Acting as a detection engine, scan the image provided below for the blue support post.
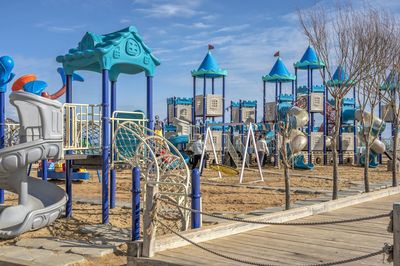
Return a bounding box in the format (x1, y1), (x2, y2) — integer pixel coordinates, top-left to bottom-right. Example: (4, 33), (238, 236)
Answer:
(275, 82), (278, 166)
(132, 167), (141, 240)
(291, 80), (295, 106)
(212, 78), (215, 122)
(353, 87), (357, 163)
(202, 75), (206, 133)
(295, 68), (298, 101)
(239, 100), (244, 145)
(0, 89), (4, 203)
(191, 168), (201, 229)
(263, 81), (266, 123)
(101, 69), (110, 224)
(378, 93), (382, 164)
(146, 76), (154, 131)
(173, 96), (177, 120)
(192, 77), (196, 127)
(255, 101), (258, 124)
(323, 67), (327, 165)
(110, 80), (117, 209)
(222, 76), (226, 162)
(307, 67), (312, 164)
(167, 100), (170, 125)
(41, 160), (48, 181)
(339, 97), (343, 164)
(65, 74), (73, 218)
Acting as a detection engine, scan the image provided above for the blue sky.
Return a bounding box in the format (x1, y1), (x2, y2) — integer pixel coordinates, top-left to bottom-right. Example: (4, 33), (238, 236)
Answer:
(1, 0), (400, 122)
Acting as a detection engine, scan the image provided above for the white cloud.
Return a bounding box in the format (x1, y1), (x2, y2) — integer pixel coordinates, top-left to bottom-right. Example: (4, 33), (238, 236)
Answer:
(135, 2), (204, 18)
(216, 24), (250, 33)
(35, 21), (86, 33)
(120, 18), (132, 24)
(174, 22), (212, 29)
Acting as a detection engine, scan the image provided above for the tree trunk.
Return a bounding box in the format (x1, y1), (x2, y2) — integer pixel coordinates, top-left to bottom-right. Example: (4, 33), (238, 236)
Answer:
(332, 99), (342, 200)
(393, 122), (398, 187)
(284, 164), (290, 210)
(364, 146), (370, 192)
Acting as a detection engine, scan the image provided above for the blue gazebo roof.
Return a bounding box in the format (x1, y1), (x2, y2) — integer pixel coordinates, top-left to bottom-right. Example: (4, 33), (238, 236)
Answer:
(381, 70), (400, 90)
(56, 26), (160, 81)
(327, 65), (353, 87)
(191, 51), (227, 78)
(262, 57), (296, 83)
(294, 46), (325, 69)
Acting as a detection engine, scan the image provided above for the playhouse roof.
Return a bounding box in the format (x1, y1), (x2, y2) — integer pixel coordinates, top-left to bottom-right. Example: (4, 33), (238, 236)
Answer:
(56, 26), (160, 81)
(294, 46), (325, 69)
(326, 65), (354, 87)
(191, 51), (227, 78)
(262, 57), (296, 83)
(381, 70), (400, 90)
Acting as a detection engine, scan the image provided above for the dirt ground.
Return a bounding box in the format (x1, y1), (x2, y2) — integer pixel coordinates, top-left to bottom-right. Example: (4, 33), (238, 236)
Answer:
(0, 164), (394, 265)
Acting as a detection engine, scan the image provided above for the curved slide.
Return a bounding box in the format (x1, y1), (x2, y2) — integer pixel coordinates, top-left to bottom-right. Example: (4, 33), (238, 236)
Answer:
(0, 91), (67, 238)
(279, 105), (314, 170)
(169, 135), (190, 164)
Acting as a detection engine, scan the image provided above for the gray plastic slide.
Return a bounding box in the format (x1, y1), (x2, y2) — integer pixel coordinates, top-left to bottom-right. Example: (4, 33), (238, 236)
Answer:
(0, 91), (67, 238)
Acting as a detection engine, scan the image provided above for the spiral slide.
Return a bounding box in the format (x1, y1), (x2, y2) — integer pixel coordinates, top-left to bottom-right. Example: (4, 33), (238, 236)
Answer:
(168, 135), (190, 164)
(0, 91), (67, 238)
(278, 104), (314, 170)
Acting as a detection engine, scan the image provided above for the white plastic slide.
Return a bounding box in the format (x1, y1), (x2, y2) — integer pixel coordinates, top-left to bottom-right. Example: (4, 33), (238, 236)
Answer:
(0, 91), (67, 238)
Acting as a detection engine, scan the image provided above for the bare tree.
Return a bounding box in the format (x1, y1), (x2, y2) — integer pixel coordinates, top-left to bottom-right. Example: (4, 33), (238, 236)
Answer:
(356, 10), (396, 192)
(278, 114), (291, 210)
(299, 5), (393, 199)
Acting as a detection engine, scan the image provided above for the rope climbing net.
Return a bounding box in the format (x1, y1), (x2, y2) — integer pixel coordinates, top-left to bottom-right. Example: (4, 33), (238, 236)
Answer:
(113, 121), (191, 231)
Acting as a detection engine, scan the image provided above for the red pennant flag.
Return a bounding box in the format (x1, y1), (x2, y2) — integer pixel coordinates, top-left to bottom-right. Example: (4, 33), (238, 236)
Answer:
(273, 51), (280, 57)
(208, 44), (215, 50)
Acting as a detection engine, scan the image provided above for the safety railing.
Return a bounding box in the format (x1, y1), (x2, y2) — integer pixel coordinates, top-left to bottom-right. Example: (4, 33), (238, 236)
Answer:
(63, 103), (102, 153)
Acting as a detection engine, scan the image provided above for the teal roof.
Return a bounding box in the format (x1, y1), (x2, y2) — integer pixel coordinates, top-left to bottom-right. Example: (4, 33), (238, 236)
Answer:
(263, 57), (296, 83)
(191, 51), (227, 78)
(326, 65), (354, 87)
(294, 46), (325, 69)
(56, 26), (160, 81)
(381, 70), (399, 90)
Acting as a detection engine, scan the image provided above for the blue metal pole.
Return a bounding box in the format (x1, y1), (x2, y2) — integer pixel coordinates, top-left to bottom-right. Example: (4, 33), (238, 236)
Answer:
(291, 80), (295, 106)
(240, 100), (244, 145)
(339, 91), (343, 164)
(275, 81), (278, 167)
(167, 99), (170, 125)
(378, 92), (382, 164)
(0, 90), (4, 203)
(110, 80), (117, 209)
(146, 76), (154, 131)
(202, 75), (206, 134)
(101, 69), (110, 224)
(41, 160), (48, 181)
(255, 101), (258, 124)
(323, 67), (327, 165)
(263, 81), (266, 123)
(222, 76), (226, 162)
(212, 78), (215, 122)
(295, 68), (298, 102)
(173, 96), (177, 120)
(191, 168), (201, 229)
(192, 77), (196, 127)
(65, 74), (73, 218)
(307, 67), (312, 164)
(353, 87), (357, 163)
(132, 167), (141, 240)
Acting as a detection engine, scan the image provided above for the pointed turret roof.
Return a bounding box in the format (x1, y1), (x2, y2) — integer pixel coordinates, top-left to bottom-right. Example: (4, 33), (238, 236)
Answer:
(191, 51), (227, 78)
(327, 65), (353, 87)
(262, 57), (296, 83)
(294, 46), (325, 69)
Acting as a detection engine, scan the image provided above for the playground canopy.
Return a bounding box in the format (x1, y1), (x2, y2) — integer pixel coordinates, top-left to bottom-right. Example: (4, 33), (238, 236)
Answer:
(294, 46), (325, 70)
(56, 26), (160, 81)
(327, 65), (354, 87)
(191, 51), (227, 78)
(262, 57), (296, 83)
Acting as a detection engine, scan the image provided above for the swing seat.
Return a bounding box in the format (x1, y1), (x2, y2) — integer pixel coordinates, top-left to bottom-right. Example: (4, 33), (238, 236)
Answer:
(209, 164), (239, 176)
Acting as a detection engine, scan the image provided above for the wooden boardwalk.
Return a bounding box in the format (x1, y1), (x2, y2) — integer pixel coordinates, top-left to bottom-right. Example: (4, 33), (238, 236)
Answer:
(139, 194), (399, 265)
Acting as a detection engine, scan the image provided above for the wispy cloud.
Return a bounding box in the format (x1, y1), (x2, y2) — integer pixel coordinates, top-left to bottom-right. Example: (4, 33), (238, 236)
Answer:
(134, 1), (204, 18)
(120, 18), (132, 24)
(174, 22), (212, 29)
(35, 21), (86, 33)
(216, 24), (250, 33)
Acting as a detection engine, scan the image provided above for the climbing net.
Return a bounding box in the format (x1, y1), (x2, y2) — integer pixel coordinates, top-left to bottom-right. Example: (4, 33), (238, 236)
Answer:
(113, 121), (191, 231)
(4, 122), (20, 147)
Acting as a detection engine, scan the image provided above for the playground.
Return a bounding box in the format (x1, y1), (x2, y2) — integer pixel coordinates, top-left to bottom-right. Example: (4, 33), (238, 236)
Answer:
(2, 2), (400, 265)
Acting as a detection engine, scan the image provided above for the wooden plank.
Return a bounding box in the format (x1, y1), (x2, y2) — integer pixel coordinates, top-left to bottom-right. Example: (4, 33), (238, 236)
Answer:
(153, 186), (400, 253)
